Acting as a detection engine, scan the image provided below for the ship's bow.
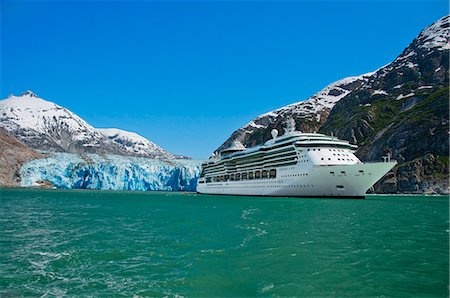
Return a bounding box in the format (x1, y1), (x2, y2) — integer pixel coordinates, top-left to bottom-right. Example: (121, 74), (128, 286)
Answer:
(311, 161), (397, 197)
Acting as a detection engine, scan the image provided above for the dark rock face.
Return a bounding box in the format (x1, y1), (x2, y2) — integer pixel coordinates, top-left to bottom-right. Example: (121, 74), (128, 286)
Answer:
(321, 15), (449, 194)
(0, 128), (44, 187)
(374, 154), (448, 194)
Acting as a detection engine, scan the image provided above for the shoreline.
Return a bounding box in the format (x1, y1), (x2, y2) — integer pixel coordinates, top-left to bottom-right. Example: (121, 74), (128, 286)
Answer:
(1, 187), (447, 197)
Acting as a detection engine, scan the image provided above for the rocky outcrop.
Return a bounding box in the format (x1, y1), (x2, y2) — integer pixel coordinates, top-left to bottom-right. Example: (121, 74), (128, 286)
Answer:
(0, 128), (44, 187)
(374, 154), (448, 194)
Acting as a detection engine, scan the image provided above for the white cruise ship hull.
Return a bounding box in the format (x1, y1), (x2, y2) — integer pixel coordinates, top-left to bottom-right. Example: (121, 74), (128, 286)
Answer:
(197, 161), (396, 198)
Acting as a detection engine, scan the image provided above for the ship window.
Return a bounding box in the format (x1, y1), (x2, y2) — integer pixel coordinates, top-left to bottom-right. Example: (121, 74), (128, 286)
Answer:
(336, 185), (344, 189)
(359, 170), (364, 173)
(340, 171), (346, 174)
(307, 149), (310, 151)
(330, 171), (334, 174)
(255, 171), (261, 179)
(230, 174), (235, 181)
(248, 172), (254, 180)
(242, 173), (248, 180)
(206, 177), (212, 183)
(269, 169), (276, 178)
(236, 173), (241, 180)
(321, 158), (324, 160)
(262, 170), (268, 179)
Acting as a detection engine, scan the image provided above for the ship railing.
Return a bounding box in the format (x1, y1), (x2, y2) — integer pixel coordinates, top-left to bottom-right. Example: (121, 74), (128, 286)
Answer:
(382, 153), (392, 162)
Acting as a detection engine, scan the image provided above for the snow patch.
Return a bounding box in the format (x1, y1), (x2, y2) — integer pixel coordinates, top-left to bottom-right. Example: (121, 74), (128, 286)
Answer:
(396, 93), (415, 100)
(405, 62), (418, 68)
(372, 90), (388, 96)
(417, 15), (450, 51)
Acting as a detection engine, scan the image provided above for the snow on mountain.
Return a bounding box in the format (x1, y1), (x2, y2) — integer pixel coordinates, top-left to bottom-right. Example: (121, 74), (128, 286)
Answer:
(216, 72), (373, 153)
(0, 91), (181, 159)
(1, 91), (102, 142)
(0, 91), (120, 154)
(20, 152), (201, 191)
(98, 128), (176, 159)
(216, 15), (449, 156)
(278, 72), (374, 117)
(416, 15), (449, 51)
(372, 15), (449, 86)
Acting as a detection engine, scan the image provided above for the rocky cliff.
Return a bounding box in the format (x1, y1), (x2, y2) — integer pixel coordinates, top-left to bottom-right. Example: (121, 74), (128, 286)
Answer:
(0, 128), (44, 187)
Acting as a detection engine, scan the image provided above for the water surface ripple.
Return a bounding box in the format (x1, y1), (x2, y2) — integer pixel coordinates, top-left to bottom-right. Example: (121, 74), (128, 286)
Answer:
(0, 189), (448, 297)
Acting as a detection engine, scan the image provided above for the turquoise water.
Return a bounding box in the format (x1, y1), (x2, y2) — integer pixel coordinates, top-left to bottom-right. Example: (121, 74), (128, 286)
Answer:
(0, 189), (448, 297)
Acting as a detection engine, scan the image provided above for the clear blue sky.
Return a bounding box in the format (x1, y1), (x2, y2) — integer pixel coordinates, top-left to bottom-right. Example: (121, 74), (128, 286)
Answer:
(1, 0), (448, 159)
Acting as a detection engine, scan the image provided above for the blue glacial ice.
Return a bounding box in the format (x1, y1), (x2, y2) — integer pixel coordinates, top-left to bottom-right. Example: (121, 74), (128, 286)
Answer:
(20, 153), (202, 191)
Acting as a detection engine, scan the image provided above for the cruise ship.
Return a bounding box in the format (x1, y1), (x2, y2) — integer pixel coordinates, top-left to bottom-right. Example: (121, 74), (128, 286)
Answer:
(197, 119), (396, 198)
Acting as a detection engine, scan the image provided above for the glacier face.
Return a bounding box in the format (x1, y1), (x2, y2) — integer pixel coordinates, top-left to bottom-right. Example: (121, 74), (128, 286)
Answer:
(20, 153), (202, 191)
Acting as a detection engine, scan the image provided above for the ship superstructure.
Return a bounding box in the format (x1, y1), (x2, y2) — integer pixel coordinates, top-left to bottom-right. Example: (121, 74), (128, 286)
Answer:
(197, 119), (396, 198)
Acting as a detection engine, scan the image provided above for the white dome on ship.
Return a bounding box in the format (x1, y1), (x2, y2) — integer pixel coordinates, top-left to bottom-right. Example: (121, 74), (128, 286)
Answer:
(220, 140), (246, 155)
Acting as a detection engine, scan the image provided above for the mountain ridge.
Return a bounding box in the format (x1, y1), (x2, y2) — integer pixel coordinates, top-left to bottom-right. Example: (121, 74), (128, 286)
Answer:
(216, 14), (449, 194)
(215, 72), (374, 154)
(0, 91), (180, 160)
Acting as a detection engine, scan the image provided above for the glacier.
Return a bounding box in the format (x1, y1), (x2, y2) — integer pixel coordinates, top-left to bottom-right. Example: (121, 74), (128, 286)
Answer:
(20, 153), (202, 191)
